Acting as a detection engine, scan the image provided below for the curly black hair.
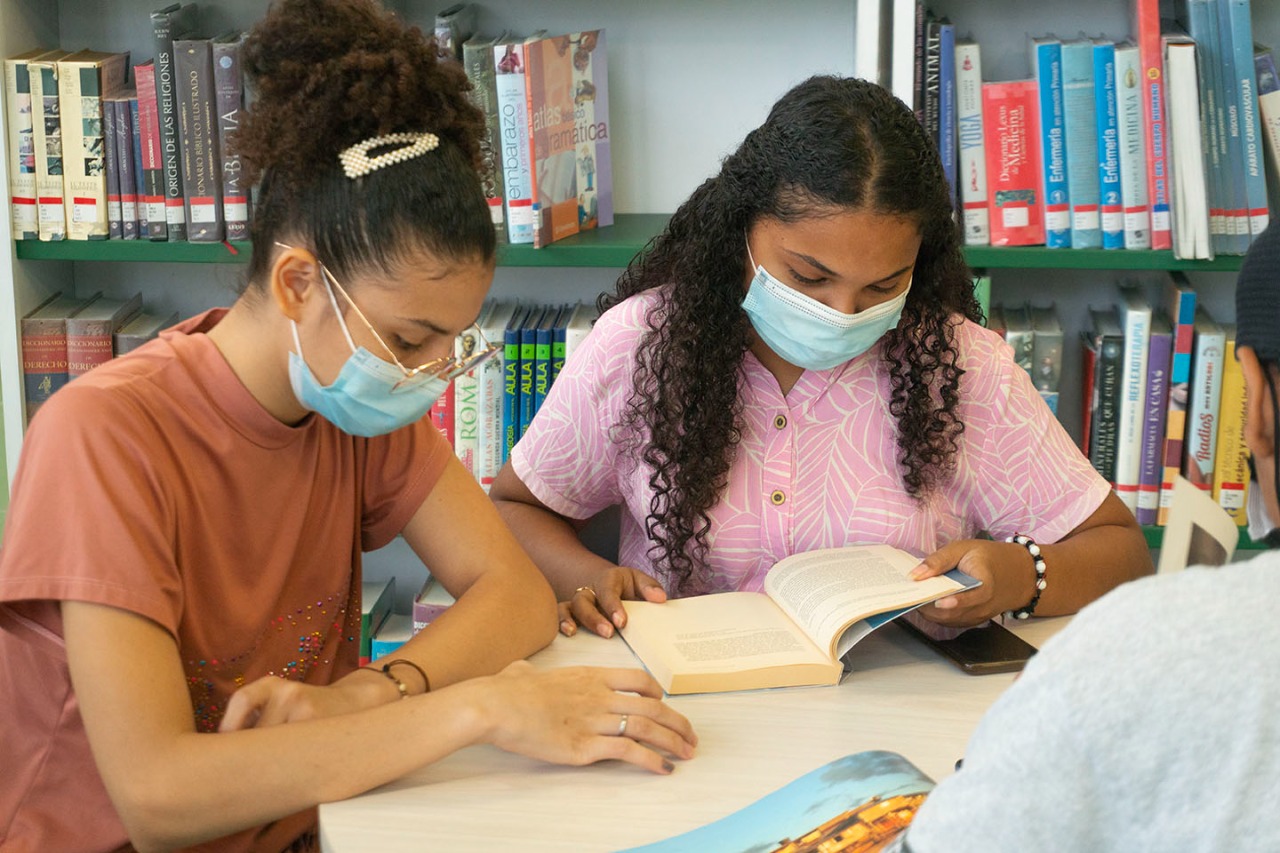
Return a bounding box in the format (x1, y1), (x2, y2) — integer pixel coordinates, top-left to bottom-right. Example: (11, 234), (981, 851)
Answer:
(603, 76), (980, 594)
(237, 0), (494, 289)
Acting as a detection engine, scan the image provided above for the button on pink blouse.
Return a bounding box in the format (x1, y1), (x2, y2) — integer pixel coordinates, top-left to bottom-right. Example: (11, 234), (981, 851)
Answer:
(512, 290), (1109, 594)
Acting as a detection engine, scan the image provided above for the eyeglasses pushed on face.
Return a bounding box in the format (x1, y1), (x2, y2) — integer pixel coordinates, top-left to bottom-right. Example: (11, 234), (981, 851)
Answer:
(276, 242), (501, 388)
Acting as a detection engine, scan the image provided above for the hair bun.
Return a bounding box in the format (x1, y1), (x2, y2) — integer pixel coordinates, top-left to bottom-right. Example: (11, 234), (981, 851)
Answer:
(238, 0), (483, 188)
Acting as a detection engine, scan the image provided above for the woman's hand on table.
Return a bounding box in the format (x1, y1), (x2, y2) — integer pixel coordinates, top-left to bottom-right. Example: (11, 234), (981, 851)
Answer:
(559, 566), (668, 638)
(908, 539), (1038, 628)
(472, 661), (697, 774)
(219, 668), (401, 732)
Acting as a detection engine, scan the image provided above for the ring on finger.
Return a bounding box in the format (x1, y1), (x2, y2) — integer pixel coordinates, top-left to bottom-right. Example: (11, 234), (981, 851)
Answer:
(575, 585), (597, 600)
(617, 714), (629, 737)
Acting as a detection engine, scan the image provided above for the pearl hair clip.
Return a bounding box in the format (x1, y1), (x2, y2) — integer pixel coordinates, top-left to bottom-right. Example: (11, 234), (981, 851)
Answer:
(338, 132), (440, 179)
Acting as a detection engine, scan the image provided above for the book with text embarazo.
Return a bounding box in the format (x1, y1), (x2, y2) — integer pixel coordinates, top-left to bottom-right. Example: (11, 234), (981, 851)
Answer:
(618, 545), (980, 695)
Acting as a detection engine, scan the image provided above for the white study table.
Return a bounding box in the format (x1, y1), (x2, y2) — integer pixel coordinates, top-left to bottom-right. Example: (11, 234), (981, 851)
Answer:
(319, 616), (1067, 852)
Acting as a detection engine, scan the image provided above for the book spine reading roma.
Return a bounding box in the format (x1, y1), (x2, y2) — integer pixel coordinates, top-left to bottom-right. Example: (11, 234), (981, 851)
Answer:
(4, 50), (51, 241)
(955, 40), (989, 246)
(1182, 308), (1225, 493)
(452, 320), (484, 477)
(58, 52), (129, 241)
(1031, 38), (1070, 247)
(1114, 41), (1151, 249)
(134, 61), (167, 240)
(115, 96), (139, 239)
(212, 33), (248, 241)
(1060, 40), (1100, 250)
(1213, 332), (1249, 524)
(1093, 40), (1123, 250)
(152, 3), (199, 242)
(1113, 286), (1151, 513)
(103, 92), (122, 239)
(1223, 0), (1269, 241)
(174, 39), (224, 242)
(28, 56), (70, 241)
(495, 36), (535, 245)
(982, 80), (1045, 247)
(461, 33), (506, 235)
(1158, 277), (1197, 525)
(1137, 313), (1172, 526)
(1133, 0), (1172, 250)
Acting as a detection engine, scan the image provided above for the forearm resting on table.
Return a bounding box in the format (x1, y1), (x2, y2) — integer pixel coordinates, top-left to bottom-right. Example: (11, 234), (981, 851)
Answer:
(1034, 496), (1152, 616)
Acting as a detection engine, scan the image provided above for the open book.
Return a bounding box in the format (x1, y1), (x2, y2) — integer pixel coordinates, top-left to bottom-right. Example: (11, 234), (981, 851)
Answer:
(618, 750), (932, 852)
(1157, 475), (1240, 573)
(618, 545), (980, 694)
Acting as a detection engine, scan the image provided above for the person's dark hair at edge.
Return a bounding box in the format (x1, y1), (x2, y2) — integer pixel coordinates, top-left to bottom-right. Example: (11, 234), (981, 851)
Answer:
(237, 0), (494, 291)
(604, 75), (979, 595)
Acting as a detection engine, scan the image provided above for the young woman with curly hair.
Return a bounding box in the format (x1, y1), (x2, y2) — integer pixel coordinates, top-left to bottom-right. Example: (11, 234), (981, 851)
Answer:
(0, 2), (693, 850)
(491, 75), (1151, 640)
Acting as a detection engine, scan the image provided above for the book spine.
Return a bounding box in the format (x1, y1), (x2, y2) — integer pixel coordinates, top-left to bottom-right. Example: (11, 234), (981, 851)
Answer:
(502, 319), (521, 462)
(1182, 324), (1225, 491)
(955, 42), (988, 245)
(910, 0), (925, 122)
(524, 39), (550, 249)
(115, 99), (138, 240)
(1225, 0), (1269, 240)
(429, 382), (455, 446)
(1080, 333), (1097, 456)
(551, 321), (568, 385)
(29, 63), (66, 241)
(135, 63), (168, 240)
(581, 29), (611, 229)
(66, 320), (115, 377)
(104, 95), (122, 239)
(982, 81), (1045, 246)
(1114, 301), (1150, 512)
(1260, 56), (1280, 199)
(1032, 40), (1070, 247)
(22, 316), (70, 423)
(1093, 43), (1123, 249)
(5, 58), (40, 240)
(153, 9), (189, 240)
(1090, 331), (1122, 484)
(463, 39), (505, 234)
(1137, 326), (1172, 525)
(495, 42), (534, 244)
(1185, 0), (1230, 254)
(923, 19), (942, 166)
(518, 318), (538, 438)
(175, 40), (224, 242)
(1212, 337), (1249, 522)
(1158, 285), (1198, 524)
(477, 346), (506, 487)
(1114, 44), (1151, 248)
(453, 335), (482, 478)
(1061, 42), (1100, 249)
(1134, 0), (1172, 249)
(129, 96), (147, 236)
(59, 61), (115, 240)
(213, 37), (248, 241)
(534, 323), (552, 415)
(938, 22), (957, 205)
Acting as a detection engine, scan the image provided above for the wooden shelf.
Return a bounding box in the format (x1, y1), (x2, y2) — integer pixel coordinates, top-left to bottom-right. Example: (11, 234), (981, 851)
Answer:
(14, 217), (1246, 271)
(1141, 525), (1262, 551)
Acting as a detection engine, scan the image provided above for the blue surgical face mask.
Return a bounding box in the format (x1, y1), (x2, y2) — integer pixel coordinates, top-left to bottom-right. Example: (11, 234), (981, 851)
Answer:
(741, 242), (911, 371)
(287, 276), (449, 438)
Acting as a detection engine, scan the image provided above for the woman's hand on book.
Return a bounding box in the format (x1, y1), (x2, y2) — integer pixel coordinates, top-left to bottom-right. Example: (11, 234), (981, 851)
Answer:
(908, 539), (1038, 627)
(559, 567), (668, 638)
(471, 660), (697, 774)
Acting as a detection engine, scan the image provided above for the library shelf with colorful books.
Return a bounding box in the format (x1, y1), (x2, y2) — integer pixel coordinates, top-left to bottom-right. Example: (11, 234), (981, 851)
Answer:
(11, 220), (1251, 273)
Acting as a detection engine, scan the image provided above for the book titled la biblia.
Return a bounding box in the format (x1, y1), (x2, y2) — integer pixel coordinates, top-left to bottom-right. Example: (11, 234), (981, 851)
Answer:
(618, 545), (979, 695)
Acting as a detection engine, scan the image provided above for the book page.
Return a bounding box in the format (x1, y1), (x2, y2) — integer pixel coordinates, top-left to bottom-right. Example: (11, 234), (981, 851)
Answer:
(763, 545), (970, 658)
(1157, 475), (1239, 573)
(620, 593), (832, 678)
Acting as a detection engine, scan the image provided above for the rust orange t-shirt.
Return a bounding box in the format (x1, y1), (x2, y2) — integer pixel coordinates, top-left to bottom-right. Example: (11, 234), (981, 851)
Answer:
(0, 309), (449, 852)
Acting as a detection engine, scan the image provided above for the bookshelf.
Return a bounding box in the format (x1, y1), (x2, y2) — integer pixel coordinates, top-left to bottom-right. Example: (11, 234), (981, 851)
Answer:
(2, 0), (1279, 558)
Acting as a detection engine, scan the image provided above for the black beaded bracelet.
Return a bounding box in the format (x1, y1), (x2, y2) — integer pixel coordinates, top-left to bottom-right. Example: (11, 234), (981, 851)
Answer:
(1005, 533), (1046, 620)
